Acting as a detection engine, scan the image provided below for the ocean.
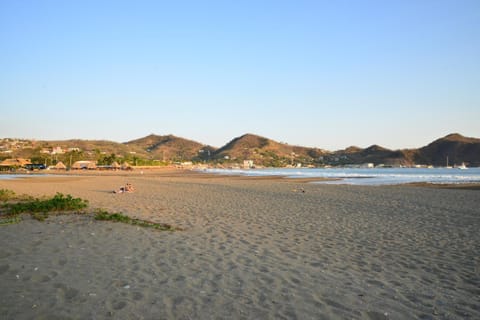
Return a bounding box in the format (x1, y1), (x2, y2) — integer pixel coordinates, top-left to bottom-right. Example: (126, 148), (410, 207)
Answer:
(0, 174), (64, 180)
(203, 167), (480, 185)
(2, 168), (479, 185)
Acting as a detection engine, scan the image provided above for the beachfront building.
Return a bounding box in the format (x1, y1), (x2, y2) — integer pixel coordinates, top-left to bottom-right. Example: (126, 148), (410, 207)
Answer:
(111, 161), (121, 170)
(0, 158), (32, 171)
(121, 162), (132, 170)
(97, 161), (122, 170)
(53, 161), (67, 170)
(71, 160), (97, 170)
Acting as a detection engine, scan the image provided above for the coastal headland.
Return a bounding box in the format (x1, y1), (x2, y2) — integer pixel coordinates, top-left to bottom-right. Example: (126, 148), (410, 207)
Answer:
(0, 168), (479, 319)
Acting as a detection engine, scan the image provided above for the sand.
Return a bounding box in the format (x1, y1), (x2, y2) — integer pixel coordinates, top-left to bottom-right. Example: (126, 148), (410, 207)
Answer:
(0, 169), (479, 319)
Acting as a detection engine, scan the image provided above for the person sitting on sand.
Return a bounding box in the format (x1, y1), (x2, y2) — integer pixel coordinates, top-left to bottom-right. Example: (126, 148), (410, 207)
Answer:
(125, 183), (135, 192)
(113, 183), (135, 194)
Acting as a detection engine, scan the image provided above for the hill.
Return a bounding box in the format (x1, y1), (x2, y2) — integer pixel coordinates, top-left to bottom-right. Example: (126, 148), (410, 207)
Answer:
(328, 144), (417, 166)
(415, 133), (480, 167)
(125, 134), (216, 162)
(0, 138), (147, 167)
(44, 139), (146, 156)
(214, 133), (327, 166)
(1, 133), (479, 167)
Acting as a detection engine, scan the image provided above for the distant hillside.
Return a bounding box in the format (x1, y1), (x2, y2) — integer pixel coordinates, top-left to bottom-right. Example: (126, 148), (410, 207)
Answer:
(330, 144), (416, 166)
(415, 133), (480, 167)
(125, 134), (216, 162)
(44, 139), (146, 156)
(214, 133), (326, 166)
(1, 132), (479, 167)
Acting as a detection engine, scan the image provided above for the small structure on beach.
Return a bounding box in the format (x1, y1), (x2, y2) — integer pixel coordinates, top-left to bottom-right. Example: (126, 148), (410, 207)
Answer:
(71, 160), (97, 170)
(97, 161), (122, 171)
(0, 158), (32, 170)
(53, 161), (67, 170)
(121, 162), (132, 170)
(111, 161), (121, 170)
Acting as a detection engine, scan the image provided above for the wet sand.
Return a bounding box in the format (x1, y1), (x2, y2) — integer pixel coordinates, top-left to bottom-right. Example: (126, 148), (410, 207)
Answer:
(0, 169), (479, 319)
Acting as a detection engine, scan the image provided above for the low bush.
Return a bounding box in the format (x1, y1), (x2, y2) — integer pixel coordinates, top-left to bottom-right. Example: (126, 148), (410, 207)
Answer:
(0, 189), (16, 202)
(5, 193), (88, 215)
(1, 193), (178, 231)
(94, 210), (178, 231)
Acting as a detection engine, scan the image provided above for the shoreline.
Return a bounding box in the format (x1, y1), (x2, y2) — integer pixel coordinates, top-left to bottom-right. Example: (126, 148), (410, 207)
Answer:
(2, 167), (480, 190)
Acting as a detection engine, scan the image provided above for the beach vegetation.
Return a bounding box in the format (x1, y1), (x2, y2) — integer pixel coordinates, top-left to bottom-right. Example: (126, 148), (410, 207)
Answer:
(1, 193), (88, 224)
(31, 212), (49, 222)
(0, 192), (180, 230)
(0, 189), (16, 202)
(0, 189), (33, 202)
(97, 153), (117, 165)
(5, 193), (89, 215)
(94, 210), (180, 231)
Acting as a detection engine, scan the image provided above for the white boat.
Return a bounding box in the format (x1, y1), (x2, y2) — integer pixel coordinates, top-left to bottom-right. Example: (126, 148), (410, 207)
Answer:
(457, 163), (468, 170)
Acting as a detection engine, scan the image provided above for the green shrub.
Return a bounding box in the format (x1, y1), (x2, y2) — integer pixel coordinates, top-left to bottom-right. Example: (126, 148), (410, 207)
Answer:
(1, 194), (178, 231)
(0, 214), (22, 225)
(32, 212), (48, 222)
(5, 193), (88, 215)
(0, 189), (16, 202)
(94, 210), (178, 231)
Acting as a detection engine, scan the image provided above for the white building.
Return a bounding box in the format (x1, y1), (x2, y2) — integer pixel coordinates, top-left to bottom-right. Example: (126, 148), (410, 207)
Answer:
(243, 160), (254, 169)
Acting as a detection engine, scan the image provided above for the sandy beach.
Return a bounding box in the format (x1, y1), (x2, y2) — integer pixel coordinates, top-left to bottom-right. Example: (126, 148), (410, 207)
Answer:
(0, 169), (479, 319)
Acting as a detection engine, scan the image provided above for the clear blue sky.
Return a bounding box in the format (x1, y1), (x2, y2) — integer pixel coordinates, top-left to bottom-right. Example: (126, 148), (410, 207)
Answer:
(1, 0), (479, 150)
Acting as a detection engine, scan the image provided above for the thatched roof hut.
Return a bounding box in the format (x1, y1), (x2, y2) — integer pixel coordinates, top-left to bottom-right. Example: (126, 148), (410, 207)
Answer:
(121, 162), (132, 170)
(0, 158), (31, 168)
(111, 161), (121, 169)
(54, 161), (67, 170)
(72, 161), (97, 170)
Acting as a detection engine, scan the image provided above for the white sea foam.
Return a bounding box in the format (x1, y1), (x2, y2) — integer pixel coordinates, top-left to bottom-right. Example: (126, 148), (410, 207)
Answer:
(0, 174), (68, 180)
(203, 167), (480, 185)
(0, 174), (33, 180)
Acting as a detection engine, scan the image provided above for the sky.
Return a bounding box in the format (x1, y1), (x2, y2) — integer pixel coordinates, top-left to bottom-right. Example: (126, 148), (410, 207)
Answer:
(1, 0), (479, 151)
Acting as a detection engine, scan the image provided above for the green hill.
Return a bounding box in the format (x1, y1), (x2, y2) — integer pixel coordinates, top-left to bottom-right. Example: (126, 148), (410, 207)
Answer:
(214, 133), (327, 166)
(124, 134), (216, 162)
(1, 133), (479, 167)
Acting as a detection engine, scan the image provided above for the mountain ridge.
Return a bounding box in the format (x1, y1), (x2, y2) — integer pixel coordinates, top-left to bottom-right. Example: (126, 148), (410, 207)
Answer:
(1, 133), (479, 167)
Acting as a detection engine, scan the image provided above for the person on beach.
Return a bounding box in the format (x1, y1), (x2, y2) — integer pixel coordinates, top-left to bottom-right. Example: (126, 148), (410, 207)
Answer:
(125, 183), (134, 192)
(114, 183), (135, 194)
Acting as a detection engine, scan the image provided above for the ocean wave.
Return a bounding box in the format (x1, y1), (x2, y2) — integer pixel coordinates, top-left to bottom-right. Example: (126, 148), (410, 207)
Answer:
(202, 167), (480, 185)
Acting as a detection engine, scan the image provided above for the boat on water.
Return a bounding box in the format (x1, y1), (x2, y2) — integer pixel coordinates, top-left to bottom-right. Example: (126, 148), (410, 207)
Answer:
(457, 163), (468, 170)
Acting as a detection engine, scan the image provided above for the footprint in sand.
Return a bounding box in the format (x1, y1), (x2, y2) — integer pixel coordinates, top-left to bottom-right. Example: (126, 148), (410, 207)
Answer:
(31, 274), (51, 283)
(131, 291), (144, 301)
(0, 264), (9, 274)
(113, 300), (127, 310)
(65, 287), (80, 301)
(365, 311), (389, 320)
(54, 283), (79, 301)
(172, 296), (196, 315)
(58, 258), (68, 266)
